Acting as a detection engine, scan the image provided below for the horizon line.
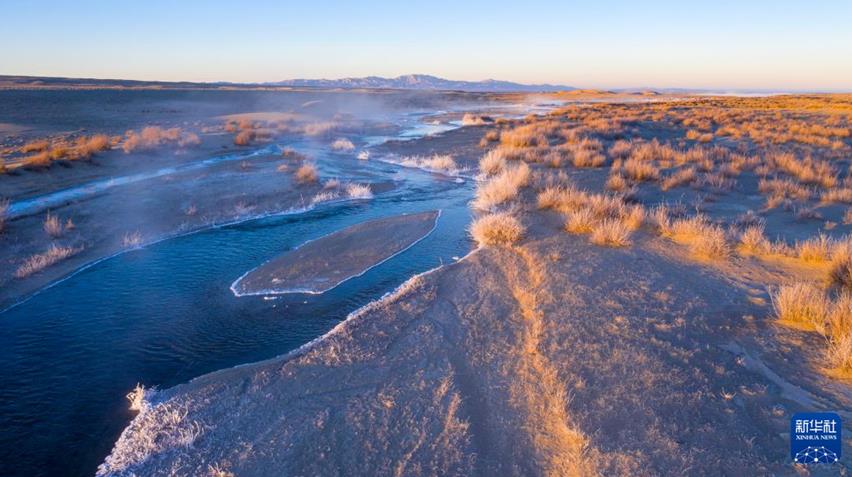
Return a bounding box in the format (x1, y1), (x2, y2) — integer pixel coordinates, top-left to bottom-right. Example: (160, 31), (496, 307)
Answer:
(1, 72), (850, 94)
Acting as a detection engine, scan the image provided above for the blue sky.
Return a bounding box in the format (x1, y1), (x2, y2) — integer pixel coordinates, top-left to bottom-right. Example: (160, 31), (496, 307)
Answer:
(2, 0), (851, 90)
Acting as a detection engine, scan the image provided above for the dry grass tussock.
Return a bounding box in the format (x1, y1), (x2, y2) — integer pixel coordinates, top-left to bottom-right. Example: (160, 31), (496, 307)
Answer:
(590, 219), (631, 247)
(769, 152), (837, 189)
(43, 212), (64, 237)
(461, 113), (494, 126)
(553, 186), (643, 247)
(772, 283), (852, 377)
(294, 163), (319, 184)
(479, 149), (507, 176)
(656, 210), (730, 260)
(123, 231), (143, 248)
(738, 225), (772, 255)
(345, 183), (372, 199)
(330, 138), (355, 151)
(399, 154), (459, 174)
(123, 126), (200, 152)
(15, 244), (82, 278)
(469, 212), (524, 246)
(473, 162), (531, 210)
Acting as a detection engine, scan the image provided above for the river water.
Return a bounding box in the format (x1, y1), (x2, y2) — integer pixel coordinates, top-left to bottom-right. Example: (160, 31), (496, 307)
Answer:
(0, 115), (476, 476)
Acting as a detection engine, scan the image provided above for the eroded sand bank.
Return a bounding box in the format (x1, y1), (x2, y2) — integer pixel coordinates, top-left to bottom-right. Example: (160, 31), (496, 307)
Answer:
(98, 209), (851, 475)
(231, 210), (441, 295)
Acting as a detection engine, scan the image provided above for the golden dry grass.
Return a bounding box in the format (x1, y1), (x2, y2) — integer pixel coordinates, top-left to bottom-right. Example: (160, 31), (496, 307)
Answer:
(564, 208), (596, 234)
(772, 282), (829, 333)
(772, 283), (852, 377)
(659, 214), (730, 260)
(294, 163), (319, 184)
(473, 163), (531, 210)
(469, 212), (524, 246)
(590, 219), (631, 247)
(15, 245), (82, 278)
(738, 225), (771, 255)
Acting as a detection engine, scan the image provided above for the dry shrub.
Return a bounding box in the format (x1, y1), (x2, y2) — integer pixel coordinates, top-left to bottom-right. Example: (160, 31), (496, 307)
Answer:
(606, 173), (628, 191)
(480, 130), (500, 146)
(796, 234), (833, 263)
(469, 212), (524, 246)
(829, 257), (852, 292)
(565, 208), (596, 234)
(15, 245), (81, 278)
(821, 188), (852, 204)
(622, 158), (659, 181)
(542, 151), (563, 168)
(826, 331), (852, 378)
(572, 149), (606, 168)
(294, 163), (319, 184)
(123, 126), (195, 152)
(76, 134), (111, 158)
(233, 130), (253, 146)
(123, 232), (143, 248)
(623, 205), (645, 230)
(311, 191), (338, 204)
(590, 219), (631, 247)
(330, 138), (355, 151)
(500, 125), (547, 148)
(608, 140), (633, 159)
(758, 178), (812, 204)
(21, 140), (49, 153)
(473, 163), (531, 210)
(345, 183), (372, 199)
(49, 145), (70, 160)
(178, 133), (201, 148)
(664, 215), (730, 259)
(43, 212), (64, 237)
(586, 193), (625, 219)
(462, 113), (494, 126)
(421, 155), (457, 172)
(480, 150), (506, 175)
(738, 225), (771, 254)
(772, 283), (852, 377)
(400, 154), (459, 174)
(23, 151), (51, 169)
(661, 168), (696, 191)
(772, 282), (829, 333)
(770, 152), (837, 189)
(537, 186), (568, 210)
(536, 185), (585, 212)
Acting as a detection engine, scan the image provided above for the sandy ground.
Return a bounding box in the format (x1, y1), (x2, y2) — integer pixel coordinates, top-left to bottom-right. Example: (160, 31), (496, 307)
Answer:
(232, 210), (440, 295)
(99, 208), (851, 476)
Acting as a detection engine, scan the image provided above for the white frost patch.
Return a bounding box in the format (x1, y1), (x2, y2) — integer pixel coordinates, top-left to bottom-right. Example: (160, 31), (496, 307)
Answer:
(97, 386), (204, 476)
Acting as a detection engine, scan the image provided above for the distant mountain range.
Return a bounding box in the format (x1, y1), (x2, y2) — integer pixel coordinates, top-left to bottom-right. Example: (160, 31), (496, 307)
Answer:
(266, 74), (573, 92)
